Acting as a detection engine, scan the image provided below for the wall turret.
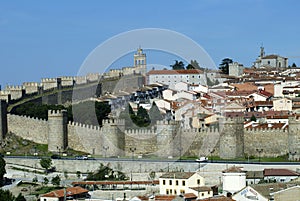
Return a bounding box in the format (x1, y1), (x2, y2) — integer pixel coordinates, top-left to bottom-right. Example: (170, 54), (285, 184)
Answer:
(288, 116), (300, 160)
(219, 117), (244, 159)
(0, 100), (7, 142)
(156, 120), (178, 158)
(48, 110), (68, 153)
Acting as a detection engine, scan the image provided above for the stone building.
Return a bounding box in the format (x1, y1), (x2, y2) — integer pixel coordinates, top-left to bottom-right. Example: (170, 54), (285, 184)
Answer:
(253, 46), (288, 68)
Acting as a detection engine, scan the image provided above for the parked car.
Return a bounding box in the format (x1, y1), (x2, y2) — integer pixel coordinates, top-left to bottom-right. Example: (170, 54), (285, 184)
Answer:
(51, 154), (61, 159)
(195, 156), (208, 162)
(75, 155), (88, 160)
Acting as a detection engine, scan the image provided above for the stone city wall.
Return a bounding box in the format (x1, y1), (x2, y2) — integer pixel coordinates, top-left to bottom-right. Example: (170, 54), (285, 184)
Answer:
(7, 114), (48, 144)
(244, 128), (289, 157)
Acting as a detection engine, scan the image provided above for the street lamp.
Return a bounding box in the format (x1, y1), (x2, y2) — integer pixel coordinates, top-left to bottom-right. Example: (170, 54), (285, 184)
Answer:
(289, 151), (297, 161)
(103, 146), (109, 158)
(256, 148), (263, 163)
(130, 147), (136, 160)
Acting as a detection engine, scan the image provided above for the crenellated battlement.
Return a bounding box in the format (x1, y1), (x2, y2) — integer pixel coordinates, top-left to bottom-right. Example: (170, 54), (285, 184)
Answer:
(245, 127), (287, 132)
(182, 127), (219, 133)
(102, 118), (125, 126)
(48, 110), (67, 117)
(125, 128), (156, 135)
(60, 76), (75, 80)
(7, 113), (47, 123)
(68, 121), (101, 131)
(156, 120), (177, 125)
(0, 90), (11, 95)
(23, 82), (39, 87)
(41, 78), (58, 82)
(5, 85), (24, 90)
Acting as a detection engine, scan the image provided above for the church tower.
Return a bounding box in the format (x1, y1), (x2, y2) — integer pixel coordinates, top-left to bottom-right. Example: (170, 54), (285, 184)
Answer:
(134, 47), (147, 75)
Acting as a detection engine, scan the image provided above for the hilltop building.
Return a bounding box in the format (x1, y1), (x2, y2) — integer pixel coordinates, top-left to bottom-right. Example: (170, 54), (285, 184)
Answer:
(253, 46), (288, 68)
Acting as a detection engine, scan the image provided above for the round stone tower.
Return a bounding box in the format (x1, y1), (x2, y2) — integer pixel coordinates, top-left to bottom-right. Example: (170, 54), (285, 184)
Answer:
(156, 120), (178, 158)
(48, 110), (68, 153)
(288, 116), (300, 160)
(0, 100), (7, 142)
(219, 117), (244, 159)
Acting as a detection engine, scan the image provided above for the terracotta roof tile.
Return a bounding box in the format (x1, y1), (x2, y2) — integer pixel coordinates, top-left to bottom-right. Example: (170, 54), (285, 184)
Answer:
(160, 172), (195, 179)
(264, 168), (300, 176)
(198, 195), (235, 201)
(42, 186), (88, 198)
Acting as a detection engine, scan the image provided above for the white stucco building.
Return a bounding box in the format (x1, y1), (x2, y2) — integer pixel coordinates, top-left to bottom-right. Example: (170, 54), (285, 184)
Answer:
(147, 69), (205, 88)
(222, 166), (246, 195)
(159, 172), (213, 199)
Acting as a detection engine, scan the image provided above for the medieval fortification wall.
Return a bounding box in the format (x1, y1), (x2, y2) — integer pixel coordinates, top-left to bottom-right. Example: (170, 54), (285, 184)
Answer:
(5, 107), (297, 160)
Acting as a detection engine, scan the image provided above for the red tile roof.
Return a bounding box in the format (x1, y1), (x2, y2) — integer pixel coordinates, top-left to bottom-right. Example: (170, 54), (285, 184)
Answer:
(41, 186), (88, 198)
(160, 172), (195, 179)
(199, 195), (236, 201)
(264, 169), (300, 177)
(72, 180), (159, 185)
(184, 193), (197, 199)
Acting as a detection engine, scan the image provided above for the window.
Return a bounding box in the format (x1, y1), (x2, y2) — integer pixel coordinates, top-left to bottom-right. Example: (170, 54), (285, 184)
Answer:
(197, 179), (200, 185)
(180, 190), (185, 194)
(176, 180), (179, 186)
(268, 61), (270, 65)
(170, 189), (173, 194)
(166, 189), (169, 195)
(163, 180), (165, 185)
(192, 75), (194, 78)
(174, 190), (177, 195)
(182, 181), (185, 186)
(169, 180), (172, 185)
(201, 193), (204, 196)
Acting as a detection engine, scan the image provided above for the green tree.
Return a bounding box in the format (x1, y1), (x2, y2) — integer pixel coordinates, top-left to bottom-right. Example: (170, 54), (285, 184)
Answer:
(43, 177), (49, 185)
(15, 193), (26, 201)
(135, 106), (151, 127)
(149, 102), (163, 125)
(149, 171), (156, 180)
(292, 62), (297, 67)
(0, 189), (15, 201)
(51, 175), (61, 186)
(32, 176), (38, 183)
(170, 60), (185, 70)
(186, 60), (201, 70)
(64, 170), (68, 179)
(219, 58), (233, 74)
(250, 115), (257, 122)
(76, 171), (81, 179)
(0, 155), (6, 187)
(40, 158), (52, 173)
(86, 163), (126, 181)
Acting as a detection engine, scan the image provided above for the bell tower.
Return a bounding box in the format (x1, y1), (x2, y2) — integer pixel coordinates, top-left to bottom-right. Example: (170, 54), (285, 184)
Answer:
(134, 47), (146, 75)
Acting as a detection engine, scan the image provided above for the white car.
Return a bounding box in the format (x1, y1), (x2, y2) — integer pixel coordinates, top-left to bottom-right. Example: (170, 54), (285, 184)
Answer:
(196, 157), (208, 162)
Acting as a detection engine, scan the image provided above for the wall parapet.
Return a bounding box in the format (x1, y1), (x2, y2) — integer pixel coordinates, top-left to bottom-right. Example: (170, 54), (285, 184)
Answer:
(68, 121), (101, 131)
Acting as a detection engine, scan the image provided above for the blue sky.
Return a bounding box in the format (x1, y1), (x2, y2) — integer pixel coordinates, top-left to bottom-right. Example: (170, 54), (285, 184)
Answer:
(0, 0), (300, 87)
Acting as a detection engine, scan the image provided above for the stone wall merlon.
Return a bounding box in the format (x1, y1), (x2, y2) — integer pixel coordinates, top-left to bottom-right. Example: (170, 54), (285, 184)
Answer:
(245, 128), (287, 132)
(23, 82), (39, 87)
(0, 90), (11, 95)
(5, 85), (24, 90)
(68, 121), (101, 130)
(48, 110), (67, 116)
(125, 129), (156, 135)
(41, 78), (58, 82)
(7, 114), (47, 123)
